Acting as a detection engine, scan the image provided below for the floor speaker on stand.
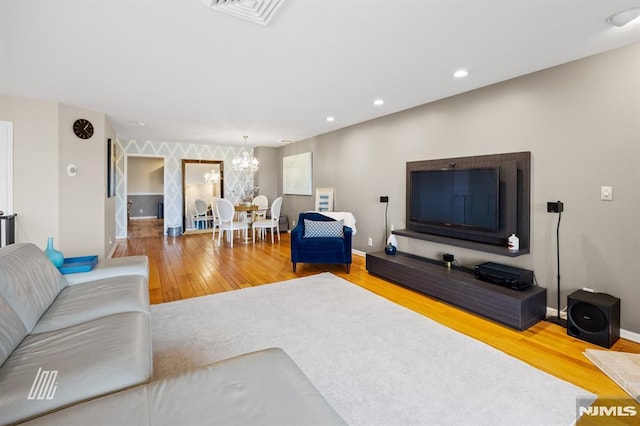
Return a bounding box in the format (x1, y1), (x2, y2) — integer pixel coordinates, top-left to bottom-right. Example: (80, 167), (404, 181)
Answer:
(567, 290), (620, 348)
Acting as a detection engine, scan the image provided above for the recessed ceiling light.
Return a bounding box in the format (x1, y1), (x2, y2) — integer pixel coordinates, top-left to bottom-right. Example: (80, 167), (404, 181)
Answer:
(138, 122), (146, 126)
(373, 98), (384, 106)
(453, 69), (469, 78)
(326, 116), (335, 122)
(607, 8), (640, 27)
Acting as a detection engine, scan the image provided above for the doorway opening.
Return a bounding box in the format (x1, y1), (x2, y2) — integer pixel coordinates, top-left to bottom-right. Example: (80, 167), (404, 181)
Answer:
(127, 156), (165, 238)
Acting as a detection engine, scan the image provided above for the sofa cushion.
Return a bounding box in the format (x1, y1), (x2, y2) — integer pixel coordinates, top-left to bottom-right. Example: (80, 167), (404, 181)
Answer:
(23, 348), (346, 426)
(64, 255), (149, 285)
(0, 293), (28, 366)
(0, 312), (152, 425)
(304, 219), (344, 238)
(32, 275), (150, 334)
(0, 243), (68, 333)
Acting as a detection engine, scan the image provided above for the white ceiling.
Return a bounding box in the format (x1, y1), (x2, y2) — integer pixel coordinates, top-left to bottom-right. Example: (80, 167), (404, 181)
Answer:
(2, 0), (640, 147)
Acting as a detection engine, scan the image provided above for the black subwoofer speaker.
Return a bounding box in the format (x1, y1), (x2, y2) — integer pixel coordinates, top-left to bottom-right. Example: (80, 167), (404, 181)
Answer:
(567, 290), (620, 348)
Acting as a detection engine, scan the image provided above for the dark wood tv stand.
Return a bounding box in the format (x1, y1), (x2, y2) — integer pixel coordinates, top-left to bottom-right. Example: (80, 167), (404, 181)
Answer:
(366, 251), (546, 330)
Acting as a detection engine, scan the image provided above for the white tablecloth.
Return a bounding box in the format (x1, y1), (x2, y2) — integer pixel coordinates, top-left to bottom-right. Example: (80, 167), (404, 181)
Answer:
(308, 211), (357, 235)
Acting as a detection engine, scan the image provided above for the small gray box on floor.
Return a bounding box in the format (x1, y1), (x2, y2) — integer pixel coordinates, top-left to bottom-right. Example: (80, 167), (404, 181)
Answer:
(279, 215), (288, 232)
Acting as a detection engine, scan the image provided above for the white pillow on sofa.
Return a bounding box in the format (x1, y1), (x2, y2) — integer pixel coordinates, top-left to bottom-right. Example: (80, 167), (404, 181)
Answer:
(303, 219), (344, 238)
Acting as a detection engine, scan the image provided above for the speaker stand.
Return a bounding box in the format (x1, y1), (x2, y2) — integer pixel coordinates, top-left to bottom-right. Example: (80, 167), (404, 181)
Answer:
(546, 316), (567, 328)
(545, 204), (565, 329)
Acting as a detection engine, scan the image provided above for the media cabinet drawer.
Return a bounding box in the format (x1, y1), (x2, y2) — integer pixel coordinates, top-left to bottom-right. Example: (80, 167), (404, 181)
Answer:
(366, 251), (546, 330)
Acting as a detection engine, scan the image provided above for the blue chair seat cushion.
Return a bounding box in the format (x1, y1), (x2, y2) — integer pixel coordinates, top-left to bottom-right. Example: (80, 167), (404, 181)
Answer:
(303, 219), (344, 238)
(296, 237), (346, 253)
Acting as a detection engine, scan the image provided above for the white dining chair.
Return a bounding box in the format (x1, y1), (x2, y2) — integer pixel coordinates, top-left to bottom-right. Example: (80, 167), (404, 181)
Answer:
(252, 195), (269, 220)
(216, 198), (248, 247)
(251, 195), (269, 239)
(193, 199), (210, 230)
(252, 196), (282, 244)
(210, 196), (220, 238)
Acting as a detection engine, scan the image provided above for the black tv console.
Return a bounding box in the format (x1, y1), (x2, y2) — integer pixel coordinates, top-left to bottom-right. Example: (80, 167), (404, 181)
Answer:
(366, 251), (546, 331)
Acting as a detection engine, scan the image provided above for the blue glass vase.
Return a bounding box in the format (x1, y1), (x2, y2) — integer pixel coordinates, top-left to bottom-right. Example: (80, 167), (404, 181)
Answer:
(44, 237), (64, 268)
(384, 243), (397, 255)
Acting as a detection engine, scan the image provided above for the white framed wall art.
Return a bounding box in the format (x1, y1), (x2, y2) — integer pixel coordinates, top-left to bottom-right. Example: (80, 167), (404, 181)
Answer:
(315, 188), (334, 212)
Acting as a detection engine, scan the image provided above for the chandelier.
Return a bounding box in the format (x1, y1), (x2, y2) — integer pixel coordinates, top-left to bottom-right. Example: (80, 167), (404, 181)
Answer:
(232, 135), (259, 175)
(204, 169), (219, 184)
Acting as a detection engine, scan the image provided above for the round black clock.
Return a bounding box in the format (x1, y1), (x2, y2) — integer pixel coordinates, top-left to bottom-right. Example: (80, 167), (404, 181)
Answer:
(73, 119), (94, 139)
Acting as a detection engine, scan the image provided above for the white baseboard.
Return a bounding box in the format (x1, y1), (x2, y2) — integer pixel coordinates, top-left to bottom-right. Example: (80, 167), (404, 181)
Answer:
(620, 329), (640, 344)
(546, 307), (567, 320)
(106, 243), (117, 259)
(353, 249), (366, 257)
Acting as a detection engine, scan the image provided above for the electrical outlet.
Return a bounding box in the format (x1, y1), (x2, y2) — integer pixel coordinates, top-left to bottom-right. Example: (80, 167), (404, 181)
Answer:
(292, 220), (296, 227)
(547, 201), (564, 213)
(368, 237), (373, 246)
(139, 209), (143, 213)
(391, 224), (394, 231)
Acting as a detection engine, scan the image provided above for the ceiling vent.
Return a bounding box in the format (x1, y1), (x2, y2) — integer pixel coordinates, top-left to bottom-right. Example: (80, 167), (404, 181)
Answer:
(201, 0), (284, 26)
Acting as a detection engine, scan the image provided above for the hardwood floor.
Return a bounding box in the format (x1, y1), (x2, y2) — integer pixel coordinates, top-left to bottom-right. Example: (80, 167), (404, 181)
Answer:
(127, 218), (165, 238)
(115, 219), (640, 423)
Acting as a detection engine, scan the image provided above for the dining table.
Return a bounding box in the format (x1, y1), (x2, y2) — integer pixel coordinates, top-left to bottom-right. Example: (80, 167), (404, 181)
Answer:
(233, 203), (259, 224)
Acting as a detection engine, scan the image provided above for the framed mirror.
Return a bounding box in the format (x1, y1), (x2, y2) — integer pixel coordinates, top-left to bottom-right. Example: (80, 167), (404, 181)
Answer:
(182, 160), (224, 232)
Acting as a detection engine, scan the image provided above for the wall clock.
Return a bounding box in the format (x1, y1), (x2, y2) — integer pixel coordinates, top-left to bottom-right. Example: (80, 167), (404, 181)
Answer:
(73, 119), (94, 140)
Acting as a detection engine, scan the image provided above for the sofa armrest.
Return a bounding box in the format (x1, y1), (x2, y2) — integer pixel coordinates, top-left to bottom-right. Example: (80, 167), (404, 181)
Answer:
(24, 348), (346, 426)
(64, 255), (148, 285)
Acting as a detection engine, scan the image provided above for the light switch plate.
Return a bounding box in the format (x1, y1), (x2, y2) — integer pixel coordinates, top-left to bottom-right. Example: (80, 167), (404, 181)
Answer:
(600, 186), (613, 201)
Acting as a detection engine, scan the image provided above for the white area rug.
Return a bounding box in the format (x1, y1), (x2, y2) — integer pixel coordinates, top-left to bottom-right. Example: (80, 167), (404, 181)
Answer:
(151, 272), (595, 425)
(584, 349), (640, 403)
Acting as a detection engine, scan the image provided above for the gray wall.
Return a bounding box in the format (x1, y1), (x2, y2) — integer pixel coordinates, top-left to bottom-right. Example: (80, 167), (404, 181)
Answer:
(128, 194), (164, 218)
(278, 43), (640, 333)
(255, 146), (279, 205)
(59, 103), (109, 258)
(128, 157), (164, 194)
(0, 96), (59, 249)
(0, 96), (115, 258)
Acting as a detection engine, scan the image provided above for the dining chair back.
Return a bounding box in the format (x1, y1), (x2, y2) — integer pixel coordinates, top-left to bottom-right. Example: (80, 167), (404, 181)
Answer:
(252, 195), (269, 221)
(216, 198), (248, 247)
(193, 199), (210, 230)
(252, 196), (283, 244)
(210, 197), (220, 237)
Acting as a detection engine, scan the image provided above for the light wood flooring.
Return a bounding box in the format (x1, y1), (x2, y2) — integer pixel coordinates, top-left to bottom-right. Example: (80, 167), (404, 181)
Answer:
(116, 219), (640, 424)
(126, 218), (165, 238)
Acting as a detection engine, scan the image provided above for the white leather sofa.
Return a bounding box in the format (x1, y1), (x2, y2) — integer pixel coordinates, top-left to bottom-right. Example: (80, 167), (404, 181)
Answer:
(23, 347), (346, 426)
(0, 243), (151, 425)
(1, 243), (345, 425)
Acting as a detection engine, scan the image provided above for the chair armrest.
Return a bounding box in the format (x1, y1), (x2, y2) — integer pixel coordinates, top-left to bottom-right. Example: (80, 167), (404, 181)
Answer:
(290, 222), (304, 252)
(343, 226), (353, 257)
(343, 226), (353, 238)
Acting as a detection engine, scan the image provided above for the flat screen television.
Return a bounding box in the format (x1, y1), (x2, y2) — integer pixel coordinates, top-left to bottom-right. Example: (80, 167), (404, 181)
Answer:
(404, 152), (529, 253)
(409, 168), (499, 232)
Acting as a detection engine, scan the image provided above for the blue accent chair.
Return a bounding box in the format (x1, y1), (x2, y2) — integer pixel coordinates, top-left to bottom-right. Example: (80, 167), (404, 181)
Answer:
(290, 212), (352, 273)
